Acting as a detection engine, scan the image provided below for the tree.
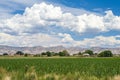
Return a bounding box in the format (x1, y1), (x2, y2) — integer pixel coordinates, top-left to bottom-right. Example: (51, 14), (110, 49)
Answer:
(46, 51), (52, 57)
(63, 50), (69, 56)
(59, 50), (69, 56)
(24, 53), (28, 57)
(16, 51), (24, 55)
(59, 52), (65, 56)
(41, 52), (46, 55)
(3, 53), (8, 56)
(78, 52), (82, 55)
(53, 53), (59, 56)
(98, 50), (113, 57)
(84, 50), (93, 56)
(34, 54), (41, 57)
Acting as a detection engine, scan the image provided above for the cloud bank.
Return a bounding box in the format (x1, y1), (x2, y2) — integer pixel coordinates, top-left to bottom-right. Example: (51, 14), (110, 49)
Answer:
(0, 2), (120, 47)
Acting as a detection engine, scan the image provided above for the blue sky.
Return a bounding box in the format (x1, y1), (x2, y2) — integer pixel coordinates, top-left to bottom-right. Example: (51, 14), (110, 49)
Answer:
(47, 0), (120, 15)
(0, 0), (120, 48)
(10, 0), (120, 15)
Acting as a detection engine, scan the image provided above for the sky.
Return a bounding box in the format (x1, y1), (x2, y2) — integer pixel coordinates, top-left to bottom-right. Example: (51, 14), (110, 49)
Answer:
(0, 0), (120, 48)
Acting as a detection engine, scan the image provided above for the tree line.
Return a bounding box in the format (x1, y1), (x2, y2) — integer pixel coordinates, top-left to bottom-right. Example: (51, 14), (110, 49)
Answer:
(2, 49), (113, 57)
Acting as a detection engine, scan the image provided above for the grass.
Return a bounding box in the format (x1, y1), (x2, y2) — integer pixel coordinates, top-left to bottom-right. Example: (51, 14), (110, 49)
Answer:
(0, 57), (120, 80)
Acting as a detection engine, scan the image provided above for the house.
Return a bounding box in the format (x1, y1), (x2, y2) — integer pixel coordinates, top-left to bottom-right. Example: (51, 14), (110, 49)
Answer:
(83, 53), (90, 57)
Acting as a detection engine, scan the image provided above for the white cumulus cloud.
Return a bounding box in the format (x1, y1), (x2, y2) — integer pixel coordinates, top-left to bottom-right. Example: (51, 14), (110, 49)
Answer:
(1, 2), (120, 35)
(0, 2), (120, 47)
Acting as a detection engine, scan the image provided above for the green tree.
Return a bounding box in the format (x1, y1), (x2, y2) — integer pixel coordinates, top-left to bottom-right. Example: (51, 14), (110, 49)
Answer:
(84, 50), (93, 56)
(63, 50), (69, 56)
(3, 53), (8, 56)
(41, 52), (46, 55)
(24, 53), (28, 57)
(59, 50), (69, 56)
(34, 54), (41, 57)
(46, 51), (52, 57)
(78, 52), (82, 55)
(53, 53), (59, 56)
(16, 51), (24, 55)
(59, 52), (64, 56)
(98, 50), (113, 57)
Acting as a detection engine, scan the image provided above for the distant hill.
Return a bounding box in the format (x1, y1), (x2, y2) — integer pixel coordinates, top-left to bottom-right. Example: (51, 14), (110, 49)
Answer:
(0, 45), (120, 55)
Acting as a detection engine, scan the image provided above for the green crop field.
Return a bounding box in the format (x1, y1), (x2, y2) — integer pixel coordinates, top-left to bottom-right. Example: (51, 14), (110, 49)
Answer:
(0, 57), (120, 80)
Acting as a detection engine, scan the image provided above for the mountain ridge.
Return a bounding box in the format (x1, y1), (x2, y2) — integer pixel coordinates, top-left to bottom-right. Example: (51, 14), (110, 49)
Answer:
(0, 45), (120, 55)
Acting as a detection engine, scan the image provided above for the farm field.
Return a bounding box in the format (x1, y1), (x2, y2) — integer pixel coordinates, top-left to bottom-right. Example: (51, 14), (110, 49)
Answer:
(0, 57), (120, 80)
